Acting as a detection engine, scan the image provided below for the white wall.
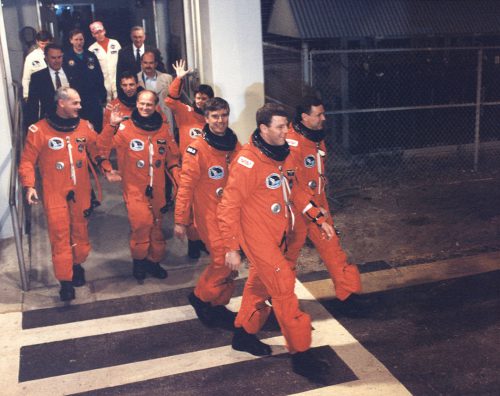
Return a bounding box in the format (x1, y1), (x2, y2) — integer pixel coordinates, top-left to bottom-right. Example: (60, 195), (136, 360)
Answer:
(195, 0), (265, 142)
(0, 4), (16, 239)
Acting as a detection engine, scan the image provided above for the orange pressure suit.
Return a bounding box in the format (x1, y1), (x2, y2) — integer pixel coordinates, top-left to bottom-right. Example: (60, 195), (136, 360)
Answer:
(164, 77), (205, 153)
(285, 122), (361, 300)
(164, 77), (204, 242)
(19, 116), (112, 281)
(101, 110), (180, 262)
(218, 131), (316, 353)
(175, 125), (240, 305)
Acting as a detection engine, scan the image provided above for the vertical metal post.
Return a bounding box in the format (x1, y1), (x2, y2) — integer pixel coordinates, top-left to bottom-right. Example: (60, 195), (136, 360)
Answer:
(473, 48), (483, 171)
(302, 41), (309, 86)
(340, 50), (350, 149)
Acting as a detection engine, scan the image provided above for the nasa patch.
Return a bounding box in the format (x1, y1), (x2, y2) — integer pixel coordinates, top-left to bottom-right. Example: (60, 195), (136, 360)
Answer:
(208, 165), (224, 180)
(186, 146), (197, 156)
(48, 137), (64, 150)
(189, 128), (202, 138)
(266, 173), (282, 190)
(130, 139), (145, 151)
(237, 156), (254, 169)
(76, 137), (86, 143)
(304, 155), (316, 168)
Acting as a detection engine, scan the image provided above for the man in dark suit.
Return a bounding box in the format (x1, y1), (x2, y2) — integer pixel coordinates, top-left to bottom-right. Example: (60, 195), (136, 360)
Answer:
(116, 26), (165, 85)
(26, 43), (73, 127)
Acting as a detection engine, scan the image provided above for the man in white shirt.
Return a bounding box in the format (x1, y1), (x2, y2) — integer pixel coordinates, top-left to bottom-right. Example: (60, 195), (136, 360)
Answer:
(22, 30), (53, 100)
(88, 21), (121, 102)
(137, 51), (173, 126)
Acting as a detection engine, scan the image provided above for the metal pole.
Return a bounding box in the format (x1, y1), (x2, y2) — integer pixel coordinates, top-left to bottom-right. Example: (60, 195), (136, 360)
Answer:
(302, 41), (309, 86)
(473, 48), (483, 171)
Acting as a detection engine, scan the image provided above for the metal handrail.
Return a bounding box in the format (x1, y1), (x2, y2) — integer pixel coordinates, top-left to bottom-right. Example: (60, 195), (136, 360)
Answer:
(9, 80), (30, 291)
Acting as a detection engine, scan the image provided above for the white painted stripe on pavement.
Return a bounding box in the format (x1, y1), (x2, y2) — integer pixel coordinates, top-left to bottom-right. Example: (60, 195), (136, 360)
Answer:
(294, 281), (412, 395)
(304, 251), (500, 300)
(12, 281), (411, 395)
(18, 338), (288, 395)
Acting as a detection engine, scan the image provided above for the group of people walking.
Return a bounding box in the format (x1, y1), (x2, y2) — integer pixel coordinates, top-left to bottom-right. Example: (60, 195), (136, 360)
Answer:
(19, 20), (365, 384)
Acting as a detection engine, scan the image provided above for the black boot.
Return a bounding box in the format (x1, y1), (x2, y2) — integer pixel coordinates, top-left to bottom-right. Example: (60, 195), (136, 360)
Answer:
(72, 264), (86, 287)
(291, 349), (331, 384)
(132, 259), (146, 282)
(198, 240), (209, 255)
(59, 281), (75, 302)
(143, 259), (168, 279)
(232, 327), (272, 356)
(188, 292), (217, 326)
(187, 239), (201, 259)
(211, 305), (237, 330)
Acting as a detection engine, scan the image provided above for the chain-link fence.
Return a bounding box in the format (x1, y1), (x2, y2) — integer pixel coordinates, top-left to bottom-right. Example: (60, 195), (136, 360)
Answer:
(263, 43), (500, 188)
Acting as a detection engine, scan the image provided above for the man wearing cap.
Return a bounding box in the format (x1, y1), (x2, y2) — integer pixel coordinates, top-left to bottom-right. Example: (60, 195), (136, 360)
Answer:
(88, 21), (121, 102)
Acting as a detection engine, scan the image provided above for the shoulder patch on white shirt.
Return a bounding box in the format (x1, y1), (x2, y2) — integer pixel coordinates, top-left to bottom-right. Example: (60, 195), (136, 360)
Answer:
(237, 156), (254, 168)
(286, 138), (298, 147)
(186, 146), (198, 155)
(28, 124), (38, 133)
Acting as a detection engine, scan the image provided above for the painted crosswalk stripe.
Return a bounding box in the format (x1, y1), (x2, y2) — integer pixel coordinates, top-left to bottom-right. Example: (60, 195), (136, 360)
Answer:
(3, 280), (412, 395)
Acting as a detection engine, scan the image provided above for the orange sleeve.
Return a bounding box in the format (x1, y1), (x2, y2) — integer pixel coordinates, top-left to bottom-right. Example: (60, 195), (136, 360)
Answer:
(98, 123), (119, 160)
(174, 145), (201, 225)
(86, 125), (113, 173)
(18, 125), (43, 188)
(217, 152), (257, 252)
(164, 77), (184, 114)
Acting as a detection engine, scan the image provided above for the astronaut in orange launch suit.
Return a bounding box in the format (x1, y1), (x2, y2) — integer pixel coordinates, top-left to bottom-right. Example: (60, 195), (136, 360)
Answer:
(285, 96), (362, 307)
(101, 90), (180, 281)
(218, 103), (334, 382)
(165, 59), (214, 259)
(174, 97), (240, 326)
(19, 87), (120, 301)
